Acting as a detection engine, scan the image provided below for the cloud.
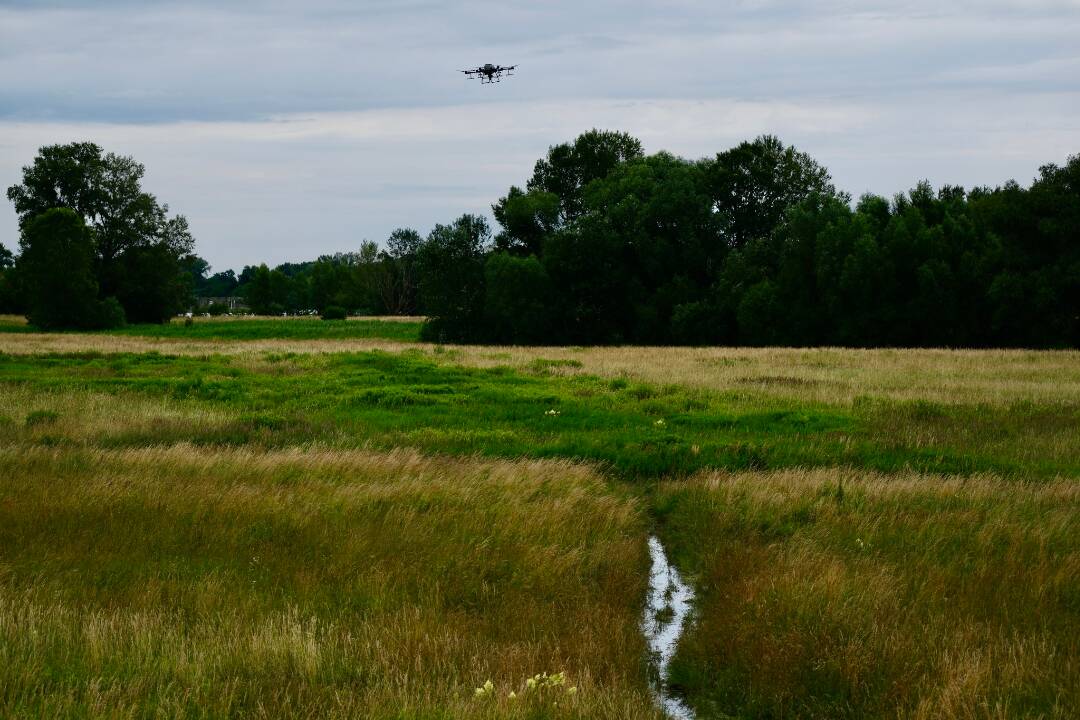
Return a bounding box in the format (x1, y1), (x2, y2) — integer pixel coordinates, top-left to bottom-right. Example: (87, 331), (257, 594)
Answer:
(0, 1), (1078, 269)
(3, 1), (1079, 122)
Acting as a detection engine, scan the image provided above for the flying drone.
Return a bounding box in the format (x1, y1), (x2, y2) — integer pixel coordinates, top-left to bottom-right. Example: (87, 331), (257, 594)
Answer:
(461, 63), (517, 84)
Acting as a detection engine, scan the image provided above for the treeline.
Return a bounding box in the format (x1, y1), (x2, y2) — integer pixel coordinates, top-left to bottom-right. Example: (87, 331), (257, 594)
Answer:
(416, 131), (1079, 347)
(189, 228), (422, 316)
(3, 134), (1077, 347)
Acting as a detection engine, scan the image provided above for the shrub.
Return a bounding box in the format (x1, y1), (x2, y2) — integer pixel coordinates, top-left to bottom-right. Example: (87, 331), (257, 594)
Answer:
(95, 297), (127, 329)
(321, 305), (347, 320)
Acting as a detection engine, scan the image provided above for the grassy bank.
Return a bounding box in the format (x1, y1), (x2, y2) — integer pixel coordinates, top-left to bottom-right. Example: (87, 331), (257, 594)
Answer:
(656, 470), (1080, 719)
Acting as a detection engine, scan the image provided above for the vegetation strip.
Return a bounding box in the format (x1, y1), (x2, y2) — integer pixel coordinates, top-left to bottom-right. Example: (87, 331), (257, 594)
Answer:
(3, 348), (1077, 480)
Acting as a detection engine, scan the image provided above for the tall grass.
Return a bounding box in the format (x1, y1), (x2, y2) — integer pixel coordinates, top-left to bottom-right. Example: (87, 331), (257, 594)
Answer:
(656, 469), (1080, 719)
(2, 319), (1075, 406)
(1, 327), (1077, 717)
(0, 445), (660, 718)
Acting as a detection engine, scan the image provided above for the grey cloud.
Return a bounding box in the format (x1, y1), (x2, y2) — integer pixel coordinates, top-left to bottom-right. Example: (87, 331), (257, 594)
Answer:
(1, 0), (1078, 270)
(3, 1), (1079, 122)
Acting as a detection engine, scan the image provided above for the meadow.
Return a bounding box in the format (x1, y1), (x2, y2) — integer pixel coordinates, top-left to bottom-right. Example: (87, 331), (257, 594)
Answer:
(1, 315), (1077, 718)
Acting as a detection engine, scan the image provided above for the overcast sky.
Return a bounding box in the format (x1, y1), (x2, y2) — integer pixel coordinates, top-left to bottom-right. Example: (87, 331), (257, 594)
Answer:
(2, 1), (1078, 272)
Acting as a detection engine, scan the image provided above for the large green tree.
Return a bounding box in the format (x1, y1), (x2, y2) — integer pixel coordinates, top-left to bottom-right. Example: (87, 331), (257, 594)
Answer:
(6, 142), (194, 322)
(374, 228), (423, 315)
(483, 253), (553, 343)
(243, 264), (293, 315)
(16, 208), (122, 329)
(416, 214), (490, 341)
(492, 129), (643, 254)
(704, 135), (837, 249)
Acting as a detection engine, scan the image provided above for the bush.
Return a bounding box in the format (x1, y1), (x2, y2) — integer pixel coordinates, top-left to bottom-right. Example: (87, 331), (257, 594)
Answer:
(321, 305), (347, 320)
(94, 297), (127, 329)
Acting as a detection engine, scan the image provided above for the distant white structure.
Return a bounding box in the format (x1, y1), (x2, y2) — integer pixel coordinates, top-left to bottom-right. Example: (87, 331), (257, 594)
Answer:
(195, 296), (247, 311)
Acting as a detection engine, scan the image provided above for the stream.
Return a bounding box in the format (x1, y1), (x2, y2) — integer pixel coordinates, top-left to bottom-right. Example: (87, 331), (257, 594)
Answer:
(642, 535), (695, 720)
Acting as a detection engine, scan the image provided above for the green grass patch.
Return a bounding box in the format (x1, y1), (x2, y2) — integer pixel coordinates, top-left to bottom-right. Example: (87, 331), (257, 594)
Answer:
(1, 350), (1075, 479)
(0, 316), (424, 342)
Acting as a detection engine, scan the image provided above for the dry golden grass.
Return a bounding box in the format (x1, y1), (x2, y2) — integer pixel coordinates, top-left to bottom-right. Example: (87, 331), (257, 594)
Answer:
(658, 468), (1080, 719)
(2, 326), (1077, 405)
(0, 384), (235, 444)
(0, 445), (661, 719)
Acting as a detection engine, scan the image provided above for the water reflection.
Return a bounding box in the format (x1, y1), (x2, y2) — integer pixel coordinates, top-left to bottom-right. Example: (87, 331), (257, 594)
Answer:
(642, 535), (695, 720)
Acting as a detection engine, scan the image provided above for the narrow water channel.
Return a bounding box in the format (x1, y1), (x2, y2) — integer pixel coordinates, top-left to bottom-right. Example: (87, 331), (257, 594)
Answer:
(642, 535), (695, 720)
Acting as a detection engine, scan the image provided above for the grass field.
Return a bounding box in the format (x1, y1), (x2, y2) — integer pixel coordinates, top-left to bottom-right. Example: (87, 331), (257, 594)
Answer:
(1, 317), (1077, 718)
(656, 470), (1079, 719)
(0, 314), (425, 342)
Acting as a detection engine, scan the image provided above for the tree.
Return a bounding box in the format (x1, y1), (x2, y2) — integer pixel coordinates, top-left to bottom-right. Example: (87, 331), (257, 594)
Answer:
(199, 270), (239, 298)
(7, 142), (194, 323)
(526, 129), (644, 223)
(736, 280), (783, 345)
(542, 219), (640, 344)
(492, 130), (643, 255)
(483, 253), (553, 343)
(574, 152), (718, 341)
(244, 264), (275, 315)
(310, 258), (346, 312)
(492, 186), (560, 257)
(417, 215), (490, 341)
(17, 208), (123, 329)
(182, 255), (211, 295)
(114, 244), (188, 323)
(0, 243), (20, 314)
(704, 135), (836, 249)
(383, 228), (424, 315)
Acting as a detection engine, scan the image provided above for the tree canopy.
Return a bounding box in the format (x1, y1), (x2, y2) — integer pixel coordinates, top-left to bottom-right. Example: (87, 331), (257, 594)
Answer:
(420, 131), (1079, 348)
(6, 142), (196, 326)
(5, 131), (1076, 347)
(16, 208), (122, 329)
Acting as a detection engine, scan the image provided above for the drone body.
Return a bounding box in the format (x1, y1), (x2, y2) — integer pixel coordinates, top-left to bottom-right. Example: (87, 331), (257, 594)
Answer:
(461, 63), (517, 84)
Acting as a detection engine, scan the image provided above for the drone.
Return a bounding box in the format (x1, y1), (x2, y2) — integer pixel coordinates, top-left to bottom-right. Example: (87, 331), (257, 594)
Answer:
(461, 63), (517, 84)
